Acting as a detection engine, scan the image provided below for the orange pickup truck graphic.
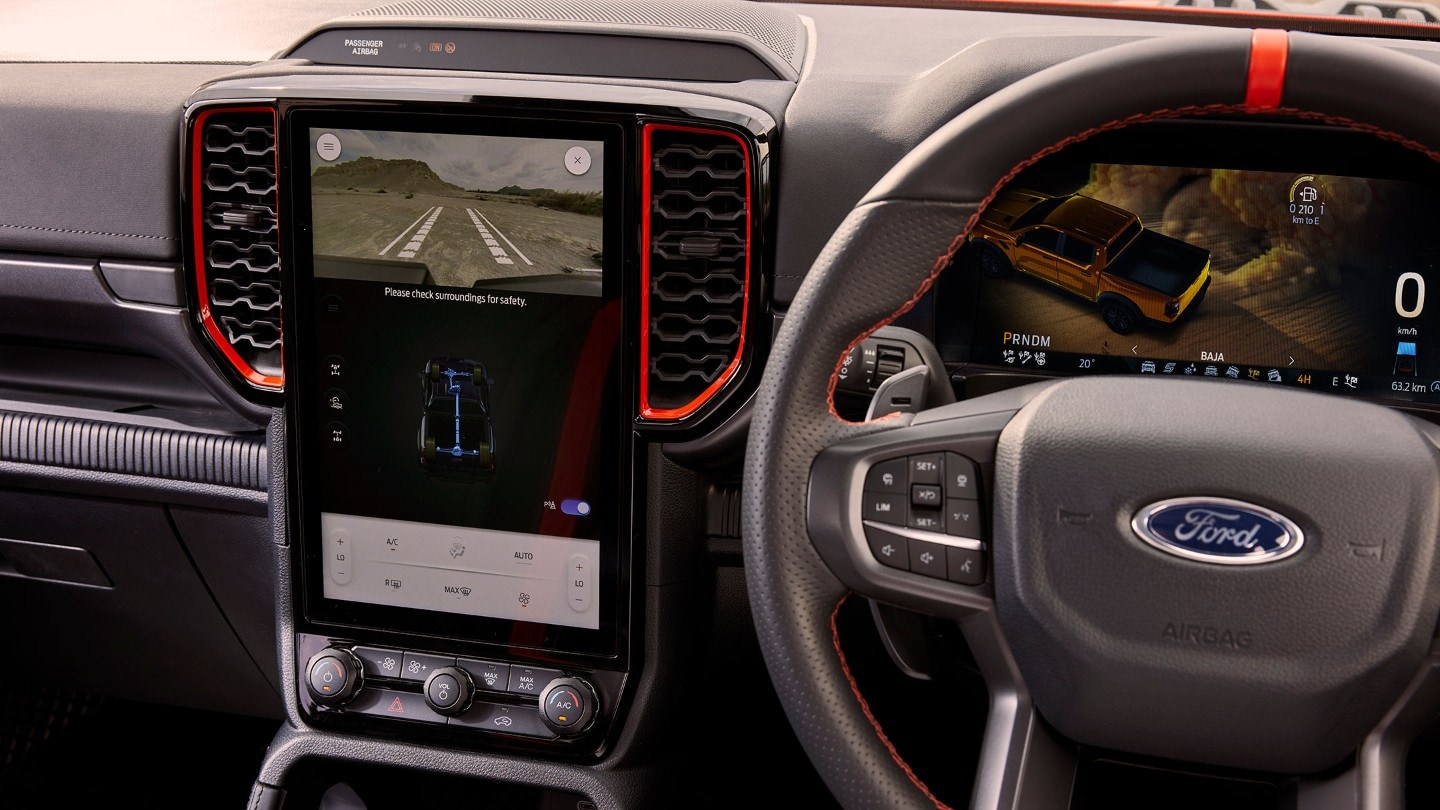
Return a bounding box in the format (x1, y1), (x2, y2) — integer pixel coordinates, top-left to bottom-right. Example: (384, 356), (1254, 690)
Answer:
(968, 190), (1211, 334)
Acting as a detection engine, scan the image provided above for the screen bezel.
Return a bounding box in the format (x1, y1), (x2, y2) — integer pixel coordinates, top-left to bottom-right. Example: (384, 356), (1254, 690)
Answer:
(281, 105), (633, 663)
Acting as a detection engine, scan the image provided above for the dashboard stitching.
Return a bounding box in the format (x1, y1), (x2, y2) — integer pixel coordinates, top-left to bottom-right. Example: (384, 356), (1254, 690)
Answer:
(824, 103), (1440, 423)
(0, 222), (176, 241)
(830, 592), (952, 810)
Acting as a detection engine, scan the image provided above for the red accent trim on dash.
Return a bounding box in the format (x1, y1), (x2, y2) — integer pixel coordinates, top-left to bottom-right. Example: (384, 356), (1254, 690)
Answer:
(1246, 29), (1290, 111)
(831, 595), (953, 809)
(638, 123), (753, 422)
(190, 105), (284, 391)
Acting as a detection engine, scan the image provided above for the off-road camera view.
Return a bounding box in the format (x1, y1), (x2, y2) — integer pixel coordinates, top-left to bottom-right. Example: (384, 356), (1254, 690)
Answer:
(309, 129), (604, 292)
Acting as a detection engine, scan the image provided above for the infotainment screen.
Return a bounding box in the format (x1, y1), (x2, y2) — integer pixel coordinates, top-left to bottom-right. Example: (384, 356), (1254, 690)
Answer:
(287, 112), (626, 654)
(963, 159), (1440, 401)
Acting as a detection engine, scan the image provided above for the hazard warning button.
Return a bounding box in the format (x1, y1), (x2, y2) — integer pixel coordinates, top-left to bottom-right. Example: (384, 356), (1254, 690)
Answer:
(347, 687), (447, 725)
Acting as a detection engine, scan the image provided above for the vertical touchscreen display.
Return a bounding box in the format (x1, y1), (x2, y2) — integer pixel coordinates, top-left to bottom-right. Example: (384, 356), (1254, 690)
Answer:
(301, 124), (620, 634)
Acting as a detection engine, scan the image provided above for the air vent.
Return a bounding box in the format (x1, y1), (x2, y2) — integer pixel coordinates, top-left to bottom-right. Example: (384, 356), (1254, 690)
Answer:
(188, 106), (283, 391)
(640, 124), (753, 421)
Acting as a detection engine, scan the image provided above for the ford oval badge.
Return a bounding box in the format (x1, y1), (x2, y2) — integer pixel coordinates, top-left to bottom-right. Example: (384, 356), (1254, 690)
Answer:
(1132, 497), (1304, 565)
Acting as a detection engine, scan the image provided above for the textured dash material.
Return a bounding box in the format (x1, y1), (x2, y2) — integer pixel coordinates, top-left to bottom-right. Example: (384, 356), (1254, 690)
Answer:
(0, 411), (267, 491)
(350, 0), (802, 68)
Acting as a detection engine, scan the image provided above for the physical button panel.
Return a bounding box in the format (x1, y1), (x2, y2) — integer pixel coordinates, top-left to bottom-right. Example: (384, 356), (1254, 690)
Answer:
(299, 637), (601, 741)
(860, 451), (988, 585)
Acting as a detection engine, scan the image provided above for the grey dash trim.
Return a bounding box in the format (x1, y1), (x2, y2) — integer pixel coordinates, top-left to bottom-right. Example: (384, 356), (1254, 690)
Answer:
(0, 411), (267, 491)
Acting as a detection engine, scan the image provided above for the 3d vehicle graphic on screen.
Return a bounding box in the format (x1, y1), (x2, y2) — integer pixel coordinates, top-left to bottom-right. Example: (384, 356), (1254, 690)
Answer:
(967, 190), (1212, 334)
(418, 357), (496, 476)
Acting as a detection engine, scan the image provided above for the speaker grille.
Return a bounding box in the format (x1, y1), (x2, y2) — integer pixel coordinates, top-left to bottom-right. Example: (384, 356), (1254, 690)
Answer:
(189, 107), (283, 391)
(641, 124), (752, 421)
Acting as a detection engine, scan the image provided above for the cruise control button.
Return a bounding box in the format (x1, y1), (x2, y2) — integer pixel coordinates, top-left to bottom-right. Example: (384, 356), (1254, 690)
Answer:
(945, 453), (980, 499)
(863, 524), (909, 570)
(947, 547), (986, 586)
(451, 700), (555, 738)
(908, 508), (944, 532)
(508, 666), (564, 695)
(946, 499), (983, 539)
(400, 652), (455, 682)
(862, 492), (906, 525)
(909, 454), (943, 485)
(911, 484), (942, 507)
(351, 646), (404, 679)
(864, 458), (907, 494)
(908, 538), (947, 579)
(347, 688), (446, 725)
(458, 659), (511, 692)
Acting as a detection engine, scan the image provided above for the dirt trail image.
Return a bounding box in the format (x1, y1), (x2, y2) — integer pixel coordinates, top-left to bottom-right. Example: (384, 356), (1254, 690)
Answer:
(309, 132), (604, 289)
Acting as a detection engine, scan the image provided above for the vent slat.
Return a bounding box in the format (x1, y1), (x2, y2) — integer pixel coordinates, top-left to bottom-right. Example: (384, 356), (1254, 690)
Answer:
(643, 126), (751, 418)
(192, 108), (283, 389)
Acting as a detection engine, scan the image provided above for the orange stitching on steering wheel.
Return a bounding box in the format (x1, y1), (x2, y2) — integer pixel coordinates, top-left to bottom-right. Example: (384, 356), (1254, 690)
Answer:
(830, 593), (955, 810)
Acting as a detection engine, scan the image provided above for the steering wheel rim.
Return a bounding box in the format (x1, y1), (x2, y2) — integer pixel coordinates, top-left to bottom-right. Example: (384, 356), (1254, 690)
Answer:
(742, 28), (1440, 809)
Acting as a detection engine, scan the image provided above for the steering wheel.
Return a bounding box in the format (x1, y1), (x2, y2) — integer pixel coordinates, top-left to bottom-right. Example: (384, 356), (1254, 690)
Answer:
(743, 28), (1440, 809)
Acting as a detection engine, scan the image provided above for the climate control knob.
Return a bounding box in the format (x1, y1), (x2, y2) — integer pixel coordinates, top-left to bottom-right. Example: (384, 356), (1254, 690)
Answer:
(305, 648), (363, 707)
(422, 666), (475, 716)
(538, 677), (597, 736)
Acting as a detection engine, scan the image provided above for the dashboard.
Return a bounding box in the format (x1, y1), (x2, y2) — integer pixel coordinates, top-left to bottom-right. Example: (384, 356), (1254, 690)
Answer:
(7, 2), (1440, 809)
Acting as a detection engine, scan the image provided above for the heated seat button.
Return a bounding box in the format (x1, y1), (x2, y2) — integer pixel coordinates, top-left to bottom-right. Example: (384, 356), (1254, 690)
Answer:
(863, 524), (910, 570)
(945, 453), (980, 500)
(947, 547), (986, 586)
(862, 492), (906, 525)
(908, 538), (947, 579)
(347, 688), (446, 725)
(946, 499), (983, 539)
(864, 458), (907, 494)
(908, 453), (943, 485)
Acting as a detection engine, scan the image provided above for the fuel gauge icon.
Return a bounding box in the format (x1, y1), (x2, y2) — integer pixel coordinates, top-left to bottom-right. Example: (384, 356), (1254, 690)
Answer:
(1396, 341), (1418, 376)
